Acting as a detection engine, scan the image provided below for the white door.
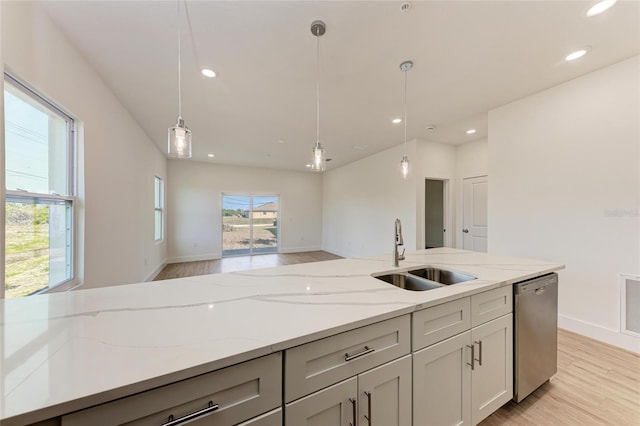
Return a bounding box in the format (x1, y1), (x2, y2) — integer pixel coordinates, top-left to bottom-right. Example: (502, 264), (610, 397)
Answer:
(358, 356), (412, 426)
(471, 314), (513, 425)
(462, 176), (488, 252)
(286, 377), (357, 426)
(413, 331), (472, 426)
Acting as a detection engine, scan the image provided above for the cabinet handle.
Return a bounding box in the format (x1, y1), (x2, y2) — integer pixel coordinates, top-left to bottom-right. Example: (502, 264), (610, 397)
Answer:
(349, 397), (357, 426)
(466, 344), (475, 370)
(364, 391), (372, 425)
(345, 345), (374, 362)
(475, 340), (483, 366)
(162, 401), (219, 426)
(463, 229), (469, 233)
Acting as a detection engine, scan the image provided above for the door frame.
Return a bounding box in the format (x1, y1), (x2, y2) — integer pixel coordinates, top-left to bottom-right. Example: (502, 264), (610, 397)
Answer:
(420, 177), (452, 249)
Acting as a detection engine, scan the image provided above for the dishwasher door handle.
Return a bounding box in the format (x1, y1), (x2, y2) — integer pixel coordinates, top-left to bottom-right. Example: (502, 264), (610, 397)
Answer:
(535, 286), (546, 295)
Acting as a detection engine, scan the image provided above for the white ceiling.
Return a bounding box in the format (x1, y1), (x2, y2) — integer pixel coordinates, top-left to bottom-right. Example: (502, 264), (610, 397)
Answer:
(40, 1), (639, 171)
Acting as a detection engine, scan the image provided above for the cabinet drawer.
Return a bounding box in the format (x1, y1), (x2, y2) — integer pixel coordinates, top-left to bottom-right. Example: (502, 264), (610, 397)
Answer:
(62, 353), (281, 426)
(237, 408), (282, 426)
(285, 315), (410, 402)
(412, 297), (471, 350)
(471, 286), (512, 327)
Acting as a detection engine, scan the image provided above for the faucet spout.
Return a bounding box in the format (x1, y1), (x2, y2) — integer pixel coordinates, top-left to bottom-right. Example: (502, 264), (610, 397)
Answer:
(393, 218), (405, 267)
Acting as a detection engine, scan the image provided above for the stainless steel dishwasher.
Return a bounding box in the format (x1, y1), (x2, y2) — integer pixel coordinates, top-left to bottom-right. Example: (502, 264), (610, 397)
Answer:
(513, 272), (558, 402)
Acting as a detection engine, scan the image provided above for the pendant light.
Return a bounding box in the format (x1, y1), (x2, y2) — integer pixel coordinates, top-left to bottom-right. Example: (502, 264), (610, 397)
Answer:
(310, 20), (327, 172)
(168, 0), (192, 159)
(400, 60), (413, 179)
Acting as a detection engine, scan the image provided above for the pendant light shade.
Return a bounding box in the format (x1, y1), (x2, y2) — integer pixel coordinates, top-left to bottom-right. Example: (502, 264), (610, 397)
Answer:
(168, 118), (192, 158)
(399, 60), (413, 180)
(310, 20), (327, 172)
(168, 0), (192, 159)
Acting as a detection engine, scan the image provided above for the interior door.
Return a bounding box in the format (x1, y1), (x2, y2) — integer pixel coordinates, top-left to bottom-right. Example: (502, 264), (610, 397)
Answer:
(462, 176), (488, 252)
(425, 179), (445, 248)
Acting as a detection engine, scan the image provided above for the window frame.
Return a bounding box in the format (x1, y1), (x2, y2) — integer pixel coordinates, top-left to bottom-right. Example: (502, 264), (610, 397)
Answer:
(3, 72), (77, 296)
(154, 175), (164, 243)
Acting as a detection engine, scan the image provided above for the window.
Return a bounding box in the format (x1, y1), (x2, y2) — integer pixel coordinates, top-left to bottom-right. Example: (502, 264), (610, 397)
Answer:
(4, 74), (75, 298)
(154, 176), (164, 242)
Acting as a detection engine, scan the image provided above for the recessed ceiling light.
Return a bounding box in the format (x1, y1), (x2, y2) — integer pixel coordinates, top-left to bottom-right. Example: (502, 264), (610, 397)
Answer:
(201, 68), (216, 78)
(352, 144), (368, 150)
(586, 0), (617, 17)
(392, 118), (402, 124)
(276, 139), (285, 144)
(565, 48), (589, 61)
(305, 164), (312, 168)
(466, 129), (477, 135)
(207, 153), (215, 158)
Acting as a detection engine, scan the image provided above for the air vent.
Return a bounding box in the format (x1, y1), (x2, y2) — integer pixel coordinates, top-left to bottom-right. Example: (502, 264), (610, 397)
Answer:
(621, 274), (640, 336)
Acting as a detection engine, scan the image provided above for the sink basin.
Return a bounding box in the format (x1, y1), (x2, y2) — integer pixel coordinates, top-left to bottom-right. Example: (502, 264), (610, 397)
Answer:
(407, 267), (476, 285)
(373, 273), (442, 291)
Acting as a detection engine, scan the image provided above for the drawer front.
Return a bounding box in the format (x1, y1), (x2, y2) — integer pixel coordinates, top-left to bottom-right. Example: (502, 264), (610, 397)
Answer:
(471, 286), (512, 327)
(412, 297), (471, 350)
(62, 353), (281, 426)
(285, 315), (410, 402)
(237, 408), (282, 426)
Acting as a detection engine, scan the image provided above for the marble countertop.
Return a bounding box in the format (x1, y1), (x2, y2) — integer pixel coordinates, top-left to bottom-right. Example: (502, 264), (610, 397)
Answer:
(0, 248), (564, 425)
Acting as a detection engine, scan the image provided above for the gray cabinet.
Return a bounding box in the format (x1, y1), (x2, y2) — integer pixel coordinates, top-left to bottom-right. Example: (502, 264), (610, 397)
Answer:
(412, 286), (513, 426)
(61, 353), (282, 426)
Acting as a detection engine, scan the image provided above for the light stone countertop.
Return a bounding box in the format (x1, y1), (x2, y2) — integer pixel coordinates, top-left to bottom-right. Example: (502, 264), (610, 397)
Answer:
(0, 248), (564, 425)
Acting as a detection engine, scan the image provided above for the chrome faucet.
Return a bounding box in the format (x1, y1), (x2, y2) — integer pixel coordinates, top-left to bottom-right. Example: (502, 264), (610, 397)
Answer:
(393, 218), (405, 267)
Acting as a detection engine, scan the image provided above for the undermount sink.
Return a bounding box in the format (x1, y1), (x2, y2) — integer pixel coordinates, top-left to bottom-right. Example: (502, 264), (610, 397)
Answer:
(407, 267), (476, 285)
(373, 267), (476, 291)
(374, 273), (442, 291)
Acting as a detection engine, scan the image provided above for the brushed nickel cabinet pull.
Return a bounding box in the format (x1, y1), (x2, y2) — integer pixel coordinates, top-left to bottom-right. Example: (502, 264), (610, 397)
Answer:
(161, 401), (219, 426)
(475, 340), (483, 366)
(466, 344), (475, 370)
(349, 397), (357, 426)
(364, 391), (372, 425)
(345, 345), (374, 361)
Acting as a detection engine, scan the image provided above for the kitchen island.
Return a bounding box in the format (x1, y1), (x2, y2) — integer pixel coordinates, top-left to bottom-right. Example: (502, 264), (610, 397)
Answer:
(0, 248), (564, 425)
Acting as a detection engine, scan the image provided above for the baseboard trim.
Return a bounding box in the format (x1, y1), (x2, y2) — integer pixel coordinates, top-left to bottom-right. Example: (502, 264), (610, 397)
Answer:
(145, 260), (168, 282)
(166, 253), (222, 264)
(279, 246), (323, 254)
(559, 314), (640, 354)
(321, 247), (352, 259)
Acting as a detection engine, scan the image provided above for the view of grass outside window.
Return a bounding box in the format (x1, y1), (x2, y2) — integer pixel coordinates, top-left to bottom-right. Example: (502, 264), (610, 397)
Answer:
(4, 74), (75, 298)
(222, 195), (279, 256)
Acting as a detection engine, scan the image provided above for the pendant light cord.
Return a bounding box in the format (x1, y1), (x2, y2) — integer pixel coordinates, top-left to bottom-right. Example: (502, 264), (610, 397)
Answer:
(316, 29), (320, 144)
(178, 0), (182, 120)
(403, 66), (408, 154)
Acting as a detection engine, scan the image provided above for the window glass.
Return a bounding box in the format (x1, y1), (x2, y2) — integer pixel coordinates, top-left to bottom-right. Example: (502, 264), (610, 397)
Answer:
(154, 176), (163, 241)
(4, 75), (75, 298)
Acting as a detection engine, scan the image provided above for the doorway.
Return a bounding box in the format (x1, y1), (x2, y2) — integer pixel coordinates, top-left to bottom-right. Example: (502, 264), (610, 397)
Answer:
(425, 179), (446, 249)
(462, 176), (488, 252)
(222, 194), (279, 257)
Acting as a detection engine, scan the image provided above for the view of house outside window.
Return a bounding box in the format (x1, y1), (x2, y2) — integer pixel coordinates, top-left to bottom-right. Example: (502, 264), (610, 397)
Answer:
(222, 195), (279, 256)
(3, 74), (75, 298)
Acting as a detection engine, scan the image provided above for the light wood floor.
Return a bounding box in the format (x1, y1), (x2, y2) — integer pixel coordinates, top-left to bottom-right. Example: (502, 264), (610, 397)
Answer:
(481, 329), (640, 426)
(153, 251), (343, 281)
(155, 256), (639, 425)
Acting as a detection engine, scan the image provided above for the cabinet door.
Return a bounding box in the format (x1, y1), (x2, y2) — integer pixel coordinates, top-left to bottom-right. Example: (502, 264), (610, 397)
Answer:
(471, 314), (513, 425)
(358, 355), (411, 426)
(286, 377), (357, 426)
(413, 331), (472, 426)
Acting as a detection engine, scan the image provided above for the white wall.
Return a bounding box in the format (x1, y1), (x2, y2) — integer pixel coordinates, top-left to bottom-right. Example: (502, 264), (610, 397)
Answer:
(322, 139), (457, 258)
(323, 142), (417, 258)
(489, 56), (640, 352)
(167, 161), (323, 262)
(2, 1), (167, 289)
(415, 140), (456, 250)
(455, 139), (488, 248)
